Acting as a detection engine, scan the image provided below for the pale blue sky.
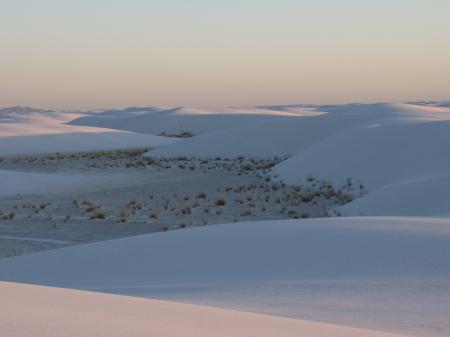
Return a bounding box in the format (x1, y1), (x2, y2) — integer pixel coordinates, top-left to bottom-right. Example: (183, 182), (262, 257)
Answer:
(1, 0), (449, 109)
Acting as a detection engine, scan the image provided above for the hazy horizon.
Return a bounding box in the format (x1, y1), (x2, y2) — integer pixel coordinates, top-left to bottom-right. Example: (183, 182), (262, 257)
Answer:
(1, 0), (449, 109)
(3, 99), (450, 113)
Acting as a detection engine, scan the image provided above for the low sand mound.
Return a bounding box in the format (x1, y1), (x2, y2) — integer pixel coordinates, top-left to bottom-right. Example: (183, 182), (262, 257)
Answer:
(0, 170), (88, 197)
(0, 131), (175, 156)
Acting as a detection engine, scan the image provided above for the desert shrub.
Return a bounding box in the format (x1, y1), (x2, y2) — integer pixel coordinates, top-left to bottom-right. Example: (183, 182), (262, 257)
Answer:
(196, 192), (206, 199)
(90, 208), (105, 220)
(126, 199), (142, 210)
(301, 194), (314, 203)
(86, 205), (98, 213)
(117, 209), (129, 223)
(181, 206), (192, 215)
(215, 197), (226, 206)
(241, 163), (252, 171)
(149, 208), (158, 219)
(1, 211), (10, 220)
(240, 210), (253, 217)
(82, 200), (101, 213)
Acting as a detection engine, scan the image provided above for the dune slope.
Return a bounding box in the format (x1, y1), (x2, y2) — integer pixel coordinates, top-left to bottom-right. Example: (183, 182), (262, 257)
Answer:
(0, 107), (176, 156)
(0, 281), (409, 337)
(0, 217), (449, 337)
(268, 103), (450, 216)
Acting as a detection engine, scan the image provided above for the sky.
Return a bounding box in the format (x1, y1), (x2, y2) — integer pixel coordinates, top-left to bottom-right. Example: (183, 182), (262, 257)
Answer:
(1, 0), (449, 109)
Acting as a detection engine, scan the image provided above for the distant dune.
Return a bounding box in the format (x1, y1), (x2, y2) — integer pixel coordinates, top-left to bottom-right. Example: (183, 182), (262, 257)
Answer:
(0, 107), (176, 156)
(68, 106), (312, 136)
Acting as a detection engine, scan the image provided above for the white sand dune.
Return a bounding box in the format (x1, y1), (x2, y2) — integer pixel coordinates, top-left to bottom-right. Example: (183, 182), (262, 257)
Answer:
(150, 103), (450, 158)
(272, 105), (450, 216)
(3, 103), (450, 216)
(273, 109), (450, 189)
(0, 107), (176, 156)
(1, 103), (450, 336)
(146, 102), (450, 217)
(1, 217), (449, 337)
(0, 169), (138, 198)
(339, 174), (450, 216)
(0, 281), (408, 337)
(68, 106), (317, 136)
